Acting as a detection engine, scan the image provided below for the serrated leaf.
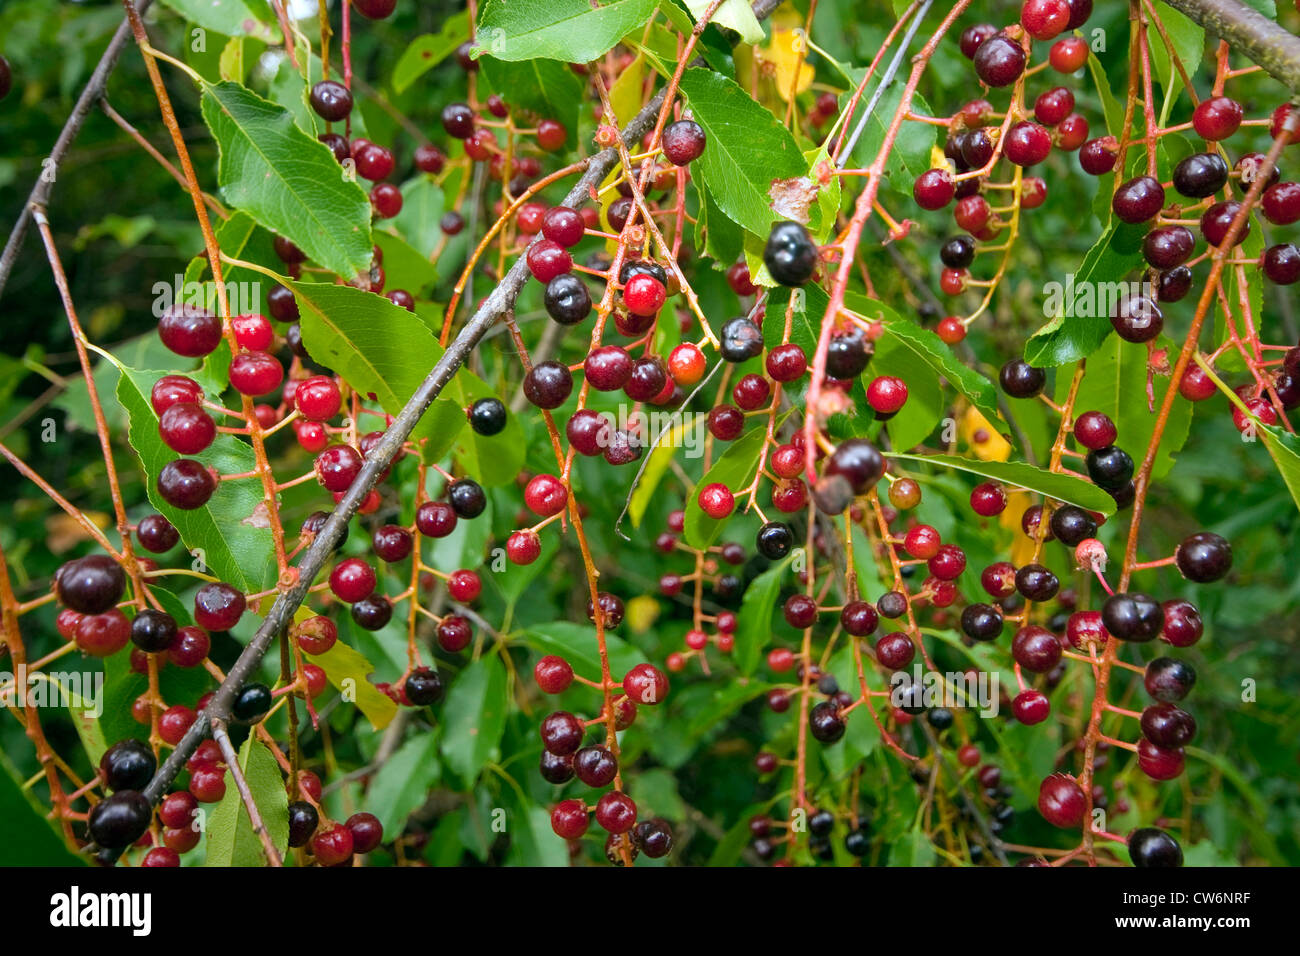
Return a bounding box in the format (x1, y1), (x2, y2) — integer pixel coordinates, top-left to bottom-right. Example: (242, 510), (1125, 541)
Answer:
(311, 637), (398, 730)
(475, 0), (657, 63)
(365, 733), (440, 837)
(684, 410), (792, 549)
(393, 10), (472, 93)
(523, 621), (646, 683)
(0, 750), (84, 865)
(885, 451), (1117, 516)
(204, 737), (288, 867)
(1150, 3), (1204, 115)
(735, 555), (792, 675)
(440, 655), (508, 785)
(679, 68), (808, 236)
(290, 279), (465, 447)
(846, 80), (939, 199)
(1256, 424), (1300, 515)
(609, 53), (646, 125)
(1068, 333), (1191, 480)
(200, 80), (373, 280)
(877, 318), (1005, 430)
(117, 366), (277, 592)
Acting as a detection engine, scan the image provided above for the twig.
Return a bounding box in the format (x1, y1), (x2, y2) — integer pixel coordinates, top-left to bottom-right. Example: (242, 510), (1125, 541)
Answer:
(211, 718), (284, 867)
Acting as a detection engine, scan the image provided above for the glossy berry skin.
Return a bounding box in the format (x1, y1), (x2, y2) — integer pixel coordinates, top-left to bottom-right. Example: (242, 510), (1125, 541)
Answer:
(536, 119), (567, 151)
(315, 444), (362, 493)
(1112, 176), (1165, 224)
(370, 183), (402, 218)
(100, 740), (156, 792)
(232, 682), (272, 722)
(1143, 226), (1195, 270)
(973, 34), (1025, 87)
(228, 351), (283, 396)
(970, 482), (1007, 517)
(940, 235), (975, 269)
(442, 102), (474, 139)
(1049, 504), (1098, 546)
(295, 376), (342, 421)
(1263, 182), (1300, 225)
(624, 663), (669, 705)
(1086, 445), (1134, 491)
(467, 397), (507, 436)
(1141, 702), (1196, 748)
(1129, 828), (1183, 867)
(867, 376), (908, 414)
(662, 119), (706, 165)
(959, 24), (997, 59)
(523, 361), (573, 409)
(1174, 532), (1231, 582)
(623, 273), (666, 317)
(1137, 739), (1185, 780)
(541, 711), (585, 756)
(76, 611), (131, 657)
(405, 667), (444, 706)
(1014, 689), (1050, 724)
(1012, 625), (1062, 673)
(718, 317), (764, 363)
(544, 274), (591, 325)
(524, 474), (568, 517)
(1263, 243), (1300, 284)
(1038, 773), (1086, 827)
(1102, 592), (1163, 642)
(1021, 0), (1070, 39)
(1000, 359), (1046, 398)
(310, 79), (352, 121)
(825, 438), (884, 494)
(1192, 96), (1242, 141)
(913, 168), (955, 209)
(1201, 200), (1248, 247)
(756, 521), (794, 559)
(810, 702), (846, 743)
(551, 800), (589, 839)
(354, 143), (395, 181)
(1110, 291), (1164, 344)
(311, 825), (354, 866)
(130, 608), (177, 653)
(1004, 122), (1052, 166)
(287, 801), (319, 848)
(875, 632), (915, 670)
(767, 343), (807, 382)
(541, 206), (584, 247)
(447, 569), (481, 603)
(1172, 152), (1229, 198)
(961, 603), (1003, 642)
(150, 375), (204, 415)
(157, 459), (216, 510)
(57, 555), (126, 615)
(136, 514), (179, 554)
(535, 655), (574, 694)
(668, 343), (706, 386)
(346, 812), (384, 854)
(1145, 657), (1196, 702)
(329, 558), (376, 603)
(763, 221), (818, 286)
(88, 791), (152, 849)
(1078, 136), (1118, 175)
(526, 240), (572, 283)
(158, 305), (221, 357)
(1073, 410), (1117, 449)
(841, 601), (879, 636)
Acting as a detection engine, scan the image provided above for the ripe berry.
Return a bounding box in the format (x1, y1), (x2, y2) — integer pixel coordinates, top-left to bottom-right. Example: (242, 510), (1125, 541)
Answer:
(624, 357), (667, 402)
(1112, 176), (1165, 224)
(295, 376), (342, 421)
(544, 273), (591, 325)
(726, 261), (757, 297)
(541, 711), (585, 756)
(1174, 531), (1231, 582)
(913, 168), (955, 209)
(1073, 410), (1117, 449)
(467, 397), (507, 436)
(230, 313), (273, 350)
(960, 603), (1003, 641)
(551, 800), (589, 839)
(232, 682), (272, 722)
(526, 239), (572, 283)
(756, 521), (794, 559)
(1201, 200), (1248, 247)
(535, 655), (574, 694)
(57, 555), (126, 614)
(940, 236), (975, 269)
(1101, 591), (1163, 642)
(229, 350), (283, 396)
(158, 305), (221, 357)
(1129, 828), (1183, 867)
(414, 144), (445, 173)
(315, 444), (362, 493)
(662, 119), (706, 165)
(1191, 96), (1243, 141)
(766, 343), (808, 382)
(841, 601), (879, 636)
(136, 514), (179, 554)
(973, 34), (1026, 87)
(1172, 152), (1228, 198)
(1143, 225), (1195, 270)
(1000, 359), (1046, 398)
(525, 474), (568, 517)
(523, 361), (573, 409)
(434, 614), (471, 652)
(1004, 122), (1051, 166)
(536, 119), (567, 151)
(970, 482), (1007, 516)
(867, 376), (908, 414)
(347, 812), (384, 853)
(100, 740), (156, 792)
(158, 459), (216, 510)
(1014, 689), (1050, 724)
(1049, 504), (1098, 546)
(330, 558), (376, 603)
(904, 525), (941, 560)
(959, 24), (998, 59)
(875, 632), (914, 670)
(159, 706), (197, 745)
(448, 569), (481, 602)
(150, 375), (203, 415)
(1141, 702), (1196, 748)
(1021, 0), (1070, 39)
(1079, 137), (1118, 175)
(1137, 739), (1185, 780)
(311, 825), (354, 866)
(370, 183), (402, 218)
(624, 274), (666, 317)
(698, 482), (734, 520)
(354, 143), (395, 181)
(1050, 35), (1089, 72)
(810, 702), (846, 743)
(1263, 243), (1300, 284)
(88, 791), (152, 848)
(405, 667), (444, 706)
(828, 328), (870, 376)
(1038, 773), (1085, 827)
(1012, 625), (1062, 672)
(763, 221), (818, 286)
(130, 608), (177, 653)
(1086, 445), (1134, 489)
(1145, 657), (1196, 701)
(442, 102), (474, 139)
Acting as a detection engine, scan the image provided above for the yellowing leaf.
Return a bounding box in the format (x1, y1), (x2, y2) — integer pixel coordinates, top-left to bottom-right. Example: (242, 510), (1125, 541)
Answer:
(961, 406), (1011, 462)
(764, 27), (814, 100)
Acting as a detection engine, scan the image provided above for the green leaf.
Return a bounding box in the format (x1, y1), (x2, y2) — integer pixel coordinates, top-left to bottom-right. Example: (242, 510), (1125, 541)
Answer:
(312, 637), (399, 730)
(365, 733), (440, 837)
(475, 0), (657, 63)
(1256, 424), (1300, 516)
(846, 81), (939, 199)
(735, 555), (793, 675)
(1088, 51), (1126, 140)
(679, 69), (808, 236)
(683, 410), (791, 549)
(479, 56), (583, 136)
(200, 80), (373, 280)
(46, 672), (108, 768)
(291, 279), (465, 447)
(1068, 333), (1191, 480)
(504, 800), (569, 866)
(1023, 222), (1146, 367)
(0, 750), (84, 865)
(392, 10), (472, 93)
(695, 179), (746, 269)
(889, 824), (935, 867)
(868, 331), (944, 452)
(683, 0), (764, 43)
(884, 451), (1117, 516)
(523, 621), (646, 683)
(204, 737), (288, 867)
(878, 318), (1004, 431)
(372, 230), (439, 297)
(440, 655), (508, 785)
(157, 0), (277, 40)
(1149, 3), (1204, 114)
(117, 366), (277, 592)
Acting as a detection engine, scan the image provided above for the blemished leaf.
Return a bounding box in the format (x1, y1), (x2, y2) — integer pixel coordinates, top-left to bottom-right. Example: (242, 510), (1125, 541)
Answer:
(523, 621), (646, 683)
(0, 750), (84, 866)
(365, 733), (441, 837)
(1023, 222), (1147, 367)
(440, 654), (509, 785)
(475, 0), (658, 63)
(291, 279), (465, 448)
(205, 736), (289, 867)
(156, 0), (277, 40)
(200, 80), (373, 280)
(679, 68), (808, 236)
(885, 451), (1118, 516)
(1067, 333), (1191, 480)
(117, 366), (278, 593)
(735, 555), (793, 675)
(311, 638), (399, 730)
(683, 410), (792, 549)
(393, 10), (473, 93)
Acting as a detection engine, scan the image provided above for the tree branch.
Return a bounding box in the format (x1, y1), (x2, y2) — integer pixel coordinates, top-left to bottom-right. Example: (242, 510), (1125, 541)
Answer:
(1160, 0), (1300, 93)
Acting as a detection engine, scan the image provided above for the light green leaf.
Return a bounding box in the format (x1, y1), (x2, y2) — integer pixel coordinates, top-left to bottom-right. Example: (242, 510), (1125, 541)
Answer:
(440, 655), (508, 785)
(393, 10), (472, 93)
(885, 451), (1117, 516)
(312, 638), (398, 730)
(868, 332), (944, 452)
(205, 737), (288, 867)
(877, 316), (1005, 430)
(1256, 424), (1300, 516)
(684, 0), (764, 43)
(735, 555), (793, 675)
(475, 0), (658, 63)
(679, 68), (808, 236)
(629, 416), (705, 527)
(365, 733), (440, 837)
(0, 750), (84, 866)
(200, 80), (373, 280)
(157, 0), (277, 40)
